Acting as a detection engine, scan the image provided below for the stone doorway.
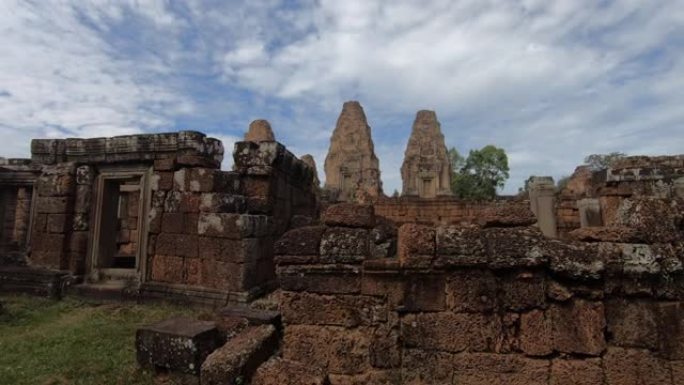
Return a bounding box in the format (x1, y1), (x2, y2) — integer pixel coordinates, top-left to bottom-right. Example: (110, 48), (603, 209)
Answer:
(421, 178), (436, 198)
(89, 168), (150, 284)
(0, 186), (32, 264)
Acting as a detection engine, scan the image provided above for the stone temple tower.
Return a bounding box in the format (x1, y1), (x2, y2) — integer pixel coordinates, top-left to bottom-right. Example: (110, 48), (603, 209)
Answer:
(401, 110), (452, 198)
(324, 101), (383, 202)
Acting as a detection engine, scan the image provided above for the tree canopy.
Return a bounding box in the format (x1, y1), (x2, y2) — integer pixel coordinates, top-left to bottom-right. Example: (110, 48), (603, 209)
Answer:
(584, 152), (626, 170)
(449, 145), (510, 200)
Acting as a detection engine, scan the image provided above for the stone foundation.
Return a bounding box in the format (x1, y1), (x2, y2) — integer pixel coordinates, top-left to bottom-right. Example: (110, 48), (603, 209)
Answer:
(274, 203), (684, 384)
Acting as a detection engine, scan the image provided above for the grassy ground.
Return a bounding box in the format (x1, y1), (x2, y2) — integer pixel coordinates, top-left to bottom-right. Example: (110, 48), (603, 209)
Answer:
(0, 295), (195, 385)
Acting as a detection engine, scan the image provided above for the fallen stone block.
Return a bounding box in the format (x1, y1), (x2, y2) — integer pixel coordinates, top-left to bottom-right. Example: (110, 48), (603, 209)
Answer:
(252, 358), (329, 385)
(136, 316), (221, 375)
(200, 324), (279, 385)
(323, 203), (375, 228)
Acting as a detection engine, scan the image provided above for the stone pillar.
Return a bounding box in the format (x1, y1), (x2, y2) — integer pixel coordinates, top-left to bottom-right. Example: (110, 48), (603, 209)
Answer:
(577, 198), (602, 227)
(528, 177), (557, 238)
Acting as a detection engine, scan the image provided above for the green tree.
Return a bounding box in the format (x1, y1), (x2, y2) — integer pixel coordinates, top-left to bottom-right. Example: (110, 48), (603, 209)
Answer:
(450, 145), (510, 200)
(584, 152), (626, 170)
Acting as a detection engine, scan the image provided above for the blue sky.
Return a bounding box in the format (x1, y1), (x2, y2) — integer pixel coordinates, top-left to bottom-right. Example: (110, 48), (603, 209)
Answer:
(1, 1), (683, 193)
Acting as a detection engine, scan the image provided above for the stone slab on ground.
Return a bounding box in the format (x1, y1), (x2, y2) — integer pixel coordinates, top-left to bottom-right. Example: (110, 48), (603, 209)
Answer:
(200, 324), (279, 385)
(252, 357), (329, 385)
(136, 316), (221, 375)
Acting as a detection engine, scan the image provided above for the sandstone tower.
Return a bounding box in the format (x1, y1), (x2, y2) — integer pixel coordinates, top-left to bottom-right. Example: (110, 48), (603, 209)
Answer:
(401, 110), (452, 198)
(324, 101), (383, 202)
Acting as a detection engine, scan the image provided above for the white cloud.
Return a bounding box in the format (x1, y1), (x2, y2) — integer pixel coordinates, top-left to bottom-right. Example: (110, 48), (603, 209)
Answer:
(0, 0), (682, 195)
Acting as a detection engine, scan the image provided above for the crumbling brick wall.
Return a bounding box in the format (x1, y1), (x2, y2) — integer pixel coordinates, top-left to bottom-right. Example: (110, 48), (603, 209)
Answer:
(274, 203), (684, 384)
(373, 196), (534, 227)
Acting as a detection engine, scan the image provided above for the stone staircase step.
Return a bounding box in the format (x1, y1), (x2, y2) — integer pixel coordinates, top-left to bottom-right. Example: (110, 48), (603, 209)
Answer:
(200, 324), (279, 385)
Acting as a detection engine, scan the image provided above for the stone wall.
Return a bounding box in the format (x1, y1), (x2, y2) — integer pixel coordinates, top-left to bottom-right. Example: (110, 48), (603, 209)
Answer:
(273, 203), (684, 384)
(144, 140), (318, 303)
(373, 196), (535, 227)
(555, 156), (684, 239)
(21, 131), (318, 303)
(0, 159), (40, 266)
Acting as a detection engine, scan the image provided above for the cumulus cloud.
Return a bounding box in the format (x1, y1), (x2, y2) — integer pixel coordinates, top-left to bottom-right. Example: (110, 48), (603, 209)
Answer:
(1, 0), (683, 193)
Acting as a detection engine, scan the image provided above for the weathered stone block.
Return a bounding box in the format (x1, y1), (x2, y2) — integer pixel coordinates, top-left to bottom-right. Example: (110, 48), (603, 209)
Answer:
(136, 317), (221, 375)
(320, 227), (369, 263)
(46, 214), (69, 233)
(548, 299), (606, 356)
(655, 302), (684, 359)
(164, 190), (182, 212)
(604, 347), (673, 385)
(198, 237), (266, 263)
(200, 259), (238, 291)
(274, 226), (325, 256)
(520, 309), (553, 356)
(446, 268), (497, 313)
(550, 358), (603, 385)
(283, 325), (370, 375)
(179, 193), (201, 213)
(252, 358), (328, 385)
(68, 231), (89, 253)
(200, 325), (278, 385)
(154, 158), (176, 171)
(323, 203), (375, 228)
(199, 193), (246, 213)
(280, 292), (386, 327)
(401, 312), (501, 353)
(175, 234), (199, 258)
(369, 326), (401, 369)
(435, 225), (486, 265)
(499, 270), (546, 311)
(161, 212), (184, 234)
(198, 213), (272, 239)
(361, 271), (405, 307)
(403, 350), (550, 385)
(402, 273), (446, 312)
(36, 197), (70, 214)
(398, 224), (435, 268)
(605, 299), (658, 350)
(451, 353), (550, 385)
(150, 254), (184, 283)
(278, 265), (361, 294)
(36, 173), (75, 197)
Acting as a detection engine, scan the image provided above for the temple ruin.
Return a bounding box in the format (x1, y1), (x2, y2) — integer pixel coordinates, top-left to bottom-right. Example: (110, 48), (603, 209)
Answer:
(2, 102), (684, 384)
(401, 110), (452, 198)
(323, 101), (383, 202)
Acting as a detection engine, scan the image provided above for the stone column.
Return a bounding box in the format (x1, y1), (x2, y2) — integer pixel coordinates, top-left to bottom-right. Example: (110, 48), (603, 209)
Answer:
(528, 177), (557, 238)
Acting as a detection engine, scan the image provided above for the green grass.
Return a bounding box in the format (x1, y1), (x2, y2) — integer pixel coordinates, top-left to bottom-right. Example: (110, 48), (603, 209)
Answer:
(0, 295), (195, 385)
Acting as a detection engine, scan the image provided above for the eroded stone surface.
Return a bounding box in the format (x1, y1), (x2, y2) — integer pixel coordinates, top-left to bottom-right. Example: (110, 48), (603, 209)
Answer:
(400, 110), (451, 198)
(323, 101), (382, 202)
(245, 119), (276, 142)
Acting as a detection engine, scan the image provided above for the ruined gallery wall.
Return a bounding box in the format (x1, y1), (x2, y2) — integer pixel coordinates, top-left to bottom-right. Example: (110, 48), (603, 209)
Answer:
(24, 131), (317, 302)
(274, 203), (684, 384)
(373, 196), (535, 227)
(145, 140), (317, 303)
(0, 159), (39, 266)
(27, 131), (224, 273)
(556, 155), (684, 238)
